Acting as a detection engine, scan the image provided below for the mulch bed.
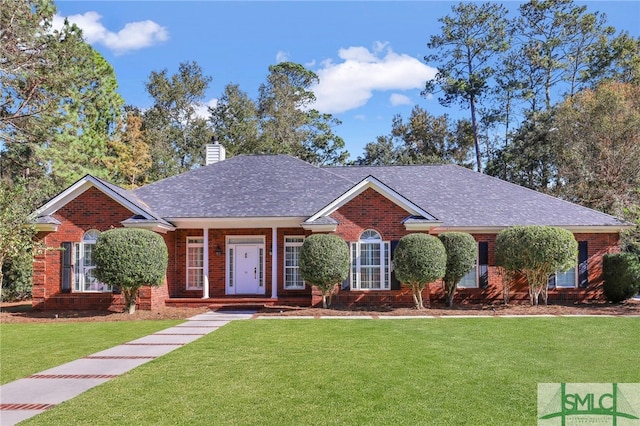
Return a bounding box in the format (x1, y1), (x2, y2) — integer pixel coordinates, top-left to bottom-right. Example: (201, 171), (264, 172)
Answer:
(1, 299), (638, 323)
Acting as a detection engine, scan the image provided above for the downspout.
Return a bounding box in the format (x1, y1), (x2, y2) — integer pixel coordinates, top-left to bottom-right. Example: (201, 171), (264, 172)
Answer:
(202, 228), (209, 299)
(271, 227), (278, 299)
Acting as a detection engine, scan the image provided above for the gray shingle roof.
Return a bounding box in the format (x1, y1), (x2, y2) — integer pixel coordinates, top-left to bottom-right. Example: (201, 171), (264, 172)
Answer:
(120, 154), (628, 228)
(327, 164), (628, 228)
(133, 155), (355, 218)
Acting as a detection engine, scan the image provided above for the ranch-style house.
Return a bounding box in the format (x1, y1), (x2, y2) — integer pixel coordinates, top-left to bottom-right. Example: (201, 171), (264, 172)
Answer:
(31, 143), (632, 311)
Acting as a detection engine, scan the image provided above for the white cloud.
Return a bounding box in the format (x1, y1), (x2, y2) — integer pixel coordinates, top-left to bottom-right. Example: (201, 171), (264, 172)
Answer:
(276, 51), (290, 63)
(193, 98), (219, 119)
(389, 93), (412, 107)
(53, 12), (168, 55)
(311, 43), (437, 114)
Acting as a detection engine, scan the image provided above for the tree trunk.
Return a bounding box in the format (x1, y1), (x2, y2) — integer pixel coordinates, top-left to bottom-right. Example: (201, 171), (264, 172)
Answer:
(529, 286), (535, 306)
(445, 282), (455, 308)
(542, 284), (549, 305)
(469, 95), (483, 173)
(0, 254), (4, 290)
(412, 284), (424, 310)
(123, 287), (138, 314)
(322, 293), (328, 309)
(503, 284), (510, 305)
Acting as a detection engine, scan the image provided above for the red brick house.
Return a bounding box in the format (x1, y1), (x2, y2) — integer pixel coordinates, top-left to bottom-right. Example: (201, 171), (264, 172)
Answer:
(31, 143), (632, 311)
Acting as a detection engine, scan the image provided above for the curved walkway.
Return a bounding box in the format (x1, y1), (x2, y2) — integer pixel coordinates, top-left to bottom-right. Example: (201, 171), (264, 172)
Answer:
(0, 310), (254, 426)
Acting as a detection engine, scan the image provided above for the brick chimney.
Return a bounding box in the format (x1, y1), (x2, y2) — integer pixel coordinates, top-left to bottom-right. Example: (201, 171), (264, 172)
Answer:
(205, 138), (226, 165)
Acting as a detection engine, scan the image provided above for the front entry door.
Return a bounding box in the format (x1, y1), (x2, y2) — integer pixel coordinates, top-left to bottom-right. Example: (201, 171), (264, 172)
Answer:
(234, 245), (260, 294)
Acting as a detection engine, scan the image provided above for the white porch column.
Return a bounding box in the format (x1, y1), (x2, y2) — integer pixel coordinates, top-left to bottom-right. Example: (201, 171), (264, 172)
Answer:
(202, 228), (210, 299)
(271, 226), (278, 299)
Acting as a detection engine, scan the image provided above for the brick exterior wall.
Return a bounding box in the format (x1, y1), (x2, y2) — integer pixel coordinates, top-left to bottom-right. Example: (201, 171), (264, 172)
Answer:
(33, 187), (168, 311)
(170, 228), (313, 303)
(33, 185), (624, 311)
(324, 189), (620, 307)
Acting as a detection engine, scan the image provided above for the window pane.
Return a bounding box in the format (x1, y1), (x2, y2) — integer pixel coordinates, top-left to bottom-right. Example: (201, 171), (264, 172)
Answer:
(188, 269), (203, 288)
(361, 243), (380, 266)
(361, 230), (381, 240)
(187, 239), (204, 289)
(361, 267), (381, 289)
(556, 267), (576, 288)
(458, 267), (478, 288)
(285, 240), (304, 288)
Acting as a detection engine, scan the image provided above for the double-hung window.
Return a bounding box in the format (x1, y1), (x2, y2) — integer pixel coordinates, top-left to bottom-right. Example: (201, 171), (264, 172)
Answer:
(351, 230), (390, 290)
(549, 241), (588, 289)
(458, 242), (489, 289)
(74, 230), (111, 292)
(284, 236), (305, 289)
(186, 237), (204, 290)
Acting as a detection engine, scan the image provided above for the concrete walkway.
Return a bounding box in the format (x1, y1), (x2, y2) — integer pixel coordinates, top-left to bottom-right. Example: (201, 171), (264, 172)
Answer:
(0, 310), (254, 426)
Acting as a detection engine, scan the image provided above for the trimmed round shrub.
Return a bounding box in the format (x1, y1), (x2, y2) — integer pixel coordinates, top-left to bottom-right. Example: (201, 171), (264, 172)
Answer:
(439, 232), (478, 307)
(495, 225), (577, 305)
(94, 228), (168, 313)
(299, 234), (349, 308)
(393, 233), (446, 309)
(603, 253), (640, 303)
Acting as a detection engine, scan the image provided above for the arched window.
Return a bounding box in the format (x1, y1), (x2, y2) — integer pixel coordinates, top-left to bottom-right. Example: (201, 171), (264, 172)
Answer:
(350, 230), (390, 290)
(74, 230), (111, 292)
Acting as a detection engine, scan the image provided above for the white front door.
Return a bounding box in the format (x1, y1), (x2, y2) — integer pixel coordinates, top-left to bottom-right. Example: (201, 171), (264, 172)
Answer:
(234, 245), (261, 294)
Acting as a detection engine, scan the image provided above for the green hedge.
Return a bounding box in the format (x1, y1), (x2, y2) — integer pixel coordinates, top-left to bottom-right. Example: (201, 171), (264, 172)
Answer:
(603, 253), (640, 303)
(393, 233), (446, 309)
(495, 225), (577, 305)
(94, 228), (168, 313)
(299, 234), (349, 308)
(439, 232), (478, 307)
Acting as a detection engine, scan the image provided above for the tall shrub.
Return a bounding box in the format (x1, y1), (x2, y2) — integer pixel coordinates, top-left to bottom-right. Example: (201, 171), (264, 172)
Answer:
(299, 234), (349, 308)
(393, 233), (446, 309)
(603, 253), (640, 303)
(439, 232), (478, 307)
(495, 226), (577, 305)
(94, 228), (168, 314)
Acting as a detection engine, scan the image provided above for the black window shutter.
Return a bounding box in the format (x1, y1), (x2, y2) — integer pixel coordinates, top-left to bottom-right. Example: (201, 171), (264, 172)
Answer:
(61, 242), (72, 293)
(342, 240), (350, 290)
(478, 242), (489, 289)
(390, 240), (401, 290)
(578, 241), (588, 288)
(548, 274), (557, 289)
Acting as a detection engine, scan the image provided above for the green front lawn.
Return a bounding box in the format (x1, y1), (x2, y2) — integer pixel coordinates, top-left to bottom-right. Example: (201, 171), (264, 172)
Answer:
(0, 320), (182, 384)
(18, 317), (640, 425)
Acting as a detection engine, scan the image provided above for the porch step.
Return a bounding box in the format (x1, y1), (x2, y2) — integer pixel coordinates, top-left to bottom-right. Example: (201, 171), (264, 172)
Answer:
(165, 298), (277, 309)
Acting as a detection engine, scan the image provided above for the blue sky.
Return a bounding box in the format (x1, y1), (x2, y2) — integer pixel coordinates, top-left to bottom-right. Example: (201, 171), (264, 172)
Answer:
(53, 1), (640, 160)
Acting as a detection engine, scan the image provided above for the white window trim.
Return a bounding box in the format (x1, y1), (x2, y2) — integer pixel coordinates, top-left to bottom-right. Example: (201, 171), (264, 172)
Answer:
(350, 230), (391, 291)
(284, 236), (305, 290)
(550, 246), (585, 289)
(553, 264), (578, 288)
(186, 237), (204, 290)
(74, 230), (111, 293)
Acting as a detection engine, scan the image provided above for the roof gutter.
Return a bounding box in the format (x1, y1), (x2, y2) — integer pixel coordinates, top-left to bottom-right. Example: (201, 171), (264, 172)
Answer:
(431, 224), (635, 234)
